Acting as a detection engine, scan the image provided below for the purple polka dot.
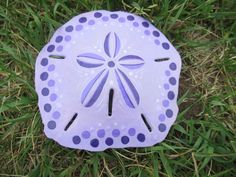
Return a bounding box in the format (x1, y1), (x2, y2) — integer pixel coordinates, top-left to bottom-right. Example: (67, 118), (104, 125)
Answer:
(47, 45), (55, 52)
(48, 64), (55, 72)
(166, 109), (173, 118)
(73, 136), (81, 144)
(153, 31), (160, 37)
(82, 131), (90, 139)
(76, 25), (83, 31)
(144, 30), (150, 35)
(169, 77), (176, 85)
(127, 15), (134, 21)
(94, 12), (102, 18)
(118, 17), (125, 23)
(56, 45), (63, 52)
(133, 22), (139, 27)
(110, 14), (118, 19)
(41, 58), (48, 66)
(88, 20), (95, 25)
(142, 21), (149, 28)
(112, 129), (120, 137)
(52, 111), (60, 119)
(48, 80), (55, 87)
(168, 91), (175, 100)
(102, 16), (109, 22)
(65, 35), (71, 41)
(55, 36), (63, 43)
(65, 25), (73, 32)
(121, 136), (129, 144)
(162, 100), (169, 107)
(165, 70), (170, 76)
(44, 103), (51, 112)
(41, 88), (49, 96)
(108, 61), (115, 67)
(79, 17), (87, 23)
(50, 93), (57, 101)
(97, 129), (105, 138)
(162, 42), (170, 50)
(40, 72), (48, 81)
(128, 128), (136, 136)
(90, 139), (99, 147)
(137, 133), (145, 142)
(105, 137), (113, 146)
(169, 63), (177, 71)
(159, 123), (166, 132)
(47, 120), (56, 129)
(159, 114), (165, 122)
(154, 39), (160, 45)
(164, 83), (169, 90)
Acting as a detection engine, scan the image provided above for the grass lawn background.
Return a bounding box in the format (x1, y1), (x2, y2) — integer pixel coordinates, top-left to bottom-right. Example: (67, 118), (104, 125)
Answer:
(0, 0), (235, 176)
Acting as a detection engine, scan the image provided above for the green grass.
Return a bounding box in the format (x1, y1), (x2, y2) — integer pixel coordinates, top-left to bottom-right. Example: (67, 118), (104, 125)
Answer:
(0, 0), (236, 176)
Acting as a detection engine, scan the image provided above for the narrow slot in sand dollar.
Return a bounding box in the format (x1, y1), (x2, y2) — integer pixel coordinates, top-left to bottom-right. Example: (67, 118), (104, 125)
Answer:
(35, 10), (182, 151)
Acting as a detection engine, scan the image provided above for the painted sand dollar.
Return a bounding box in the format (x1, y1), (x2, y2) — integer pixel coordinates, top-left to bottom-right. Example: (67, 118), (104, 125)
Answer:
(35, 10), (182, 151)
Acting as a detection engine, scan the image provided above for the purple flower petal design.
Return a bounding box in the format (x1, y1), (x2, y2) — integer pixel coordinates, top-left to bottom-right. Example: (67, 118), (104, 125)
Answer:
(118, 69), (140, 105)
(85, 71), (109, 107)
(118, 55), (144, 70)
(115, 70), (135, 108)
(113, 33), (121, 58)
(120, 63), (144, 69)
(118, 55), (144, 61)
(77, 59), (104, 68)
(81, 69), (105, 104)
(104, 32), (111, 57)
(78, 32), (143, 109)
(78, 53), (106, 61)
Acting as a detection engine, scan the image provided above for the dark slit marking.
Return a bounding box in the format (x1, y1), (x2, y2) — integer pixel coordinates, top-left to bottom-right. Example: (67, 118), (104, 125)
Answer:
(49, 55), (65, 59)
(141, 113), (152, 132)
(64, 113), (78, 131)
(154, 58), (169, 62)
(108, 89), (114, 116)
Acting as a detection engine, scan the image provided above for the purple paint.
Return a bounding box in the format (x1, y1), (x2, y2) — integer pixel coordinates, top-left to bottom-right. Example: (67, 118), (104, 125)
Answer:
(35, 10), (182, 151)
(112, 129), (120, 137)
(88, 20), (95, 25)
(102, 16), (109, 22)
(65, 35), (71, 41)
(55, 36), (63, 43)
(127, 15), (134, 21)
(47, 45), (55, 52)
(40, 72), (48, 81)
(133, 22), (139, 27)
(79, 17), (87, 23)
(65, 25), (73, 32)
(41, 58), (48, 66)
(76, 25), (83, 31)
(73, 136), (81, 144)
(56, 45), (63, 52)
(82, 131), (90, 139)
(48, 64), (55, 72)
(97, 129), (105, 138)
(128, 128), (136, 136)
(105, 137), (113, 146)
(50, 93), (57, 101)
(159, 114), (165, 122)
(121, 136), (129, 144)
(94, 12), (102, 18)
(118, 17), (125, 23)
(48, 120), (56, 129)
(52, 111), (60, 119)
(47, 80), (55, 87)
(137, 133), (145, 142)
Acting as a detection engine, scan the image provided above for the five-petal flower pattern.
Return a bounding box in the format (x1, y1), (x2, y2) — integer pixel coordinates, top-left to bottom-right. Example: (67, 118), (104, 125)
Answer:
(77, 32), (144, 108)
